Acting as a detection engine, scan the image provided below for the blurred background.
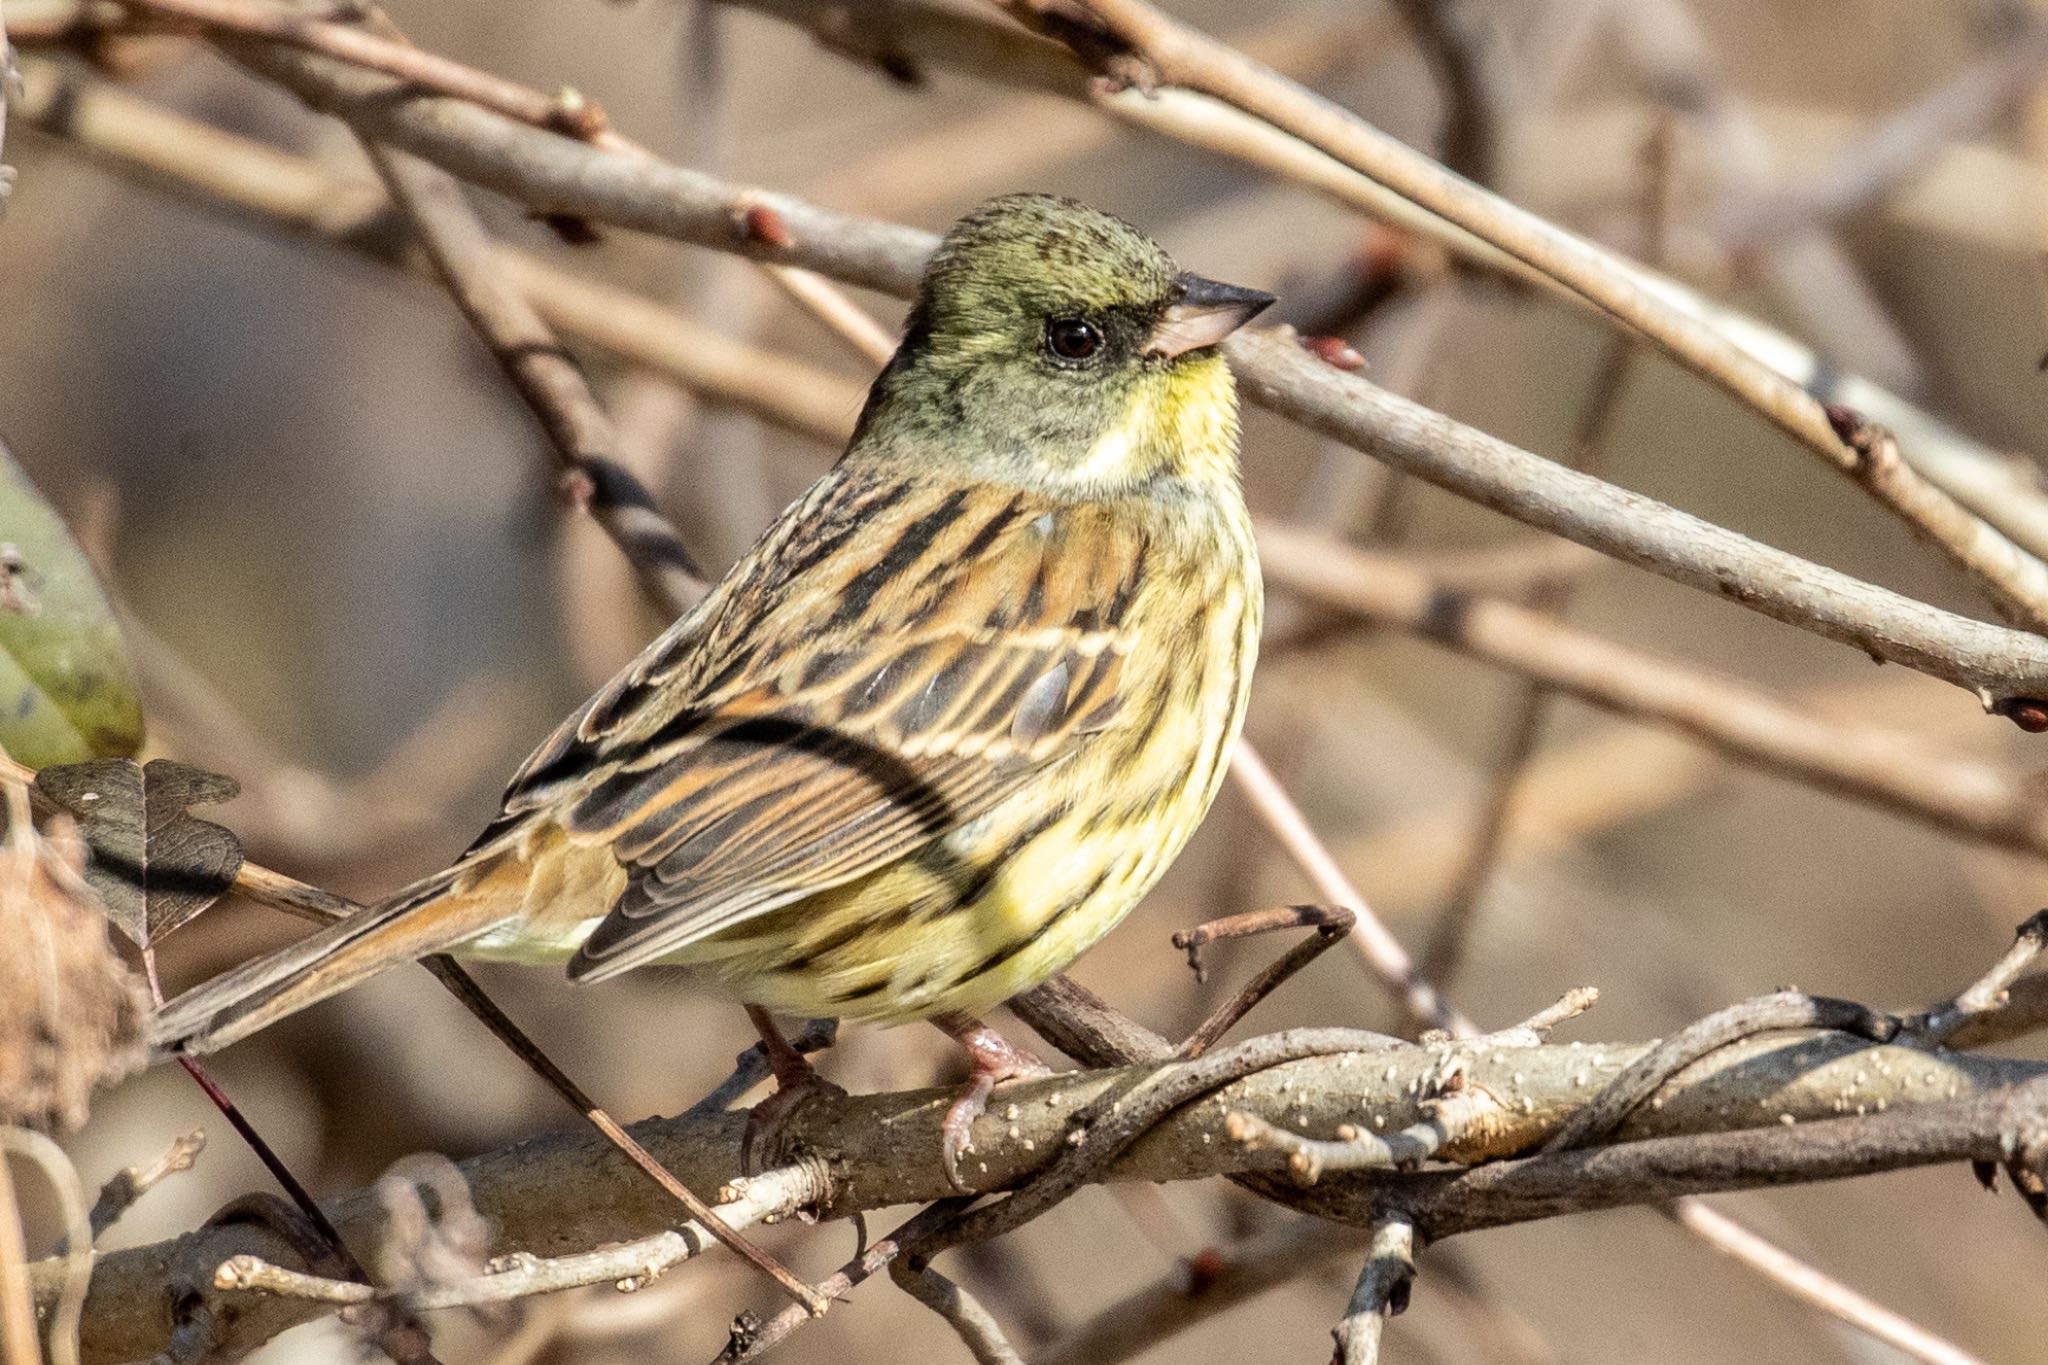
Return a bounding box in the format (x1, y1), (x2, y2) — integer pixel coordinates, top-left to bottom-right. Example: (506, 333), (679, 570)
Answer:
(10, 0), (2048, 1359)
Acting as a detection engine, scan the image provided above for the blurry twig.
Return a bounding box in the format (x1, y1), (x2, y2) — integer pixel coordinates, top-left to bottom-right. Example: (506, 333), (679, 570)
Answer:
(1664, 1201), (1988, 1365)
(1420, 125), (1668, 986)
(887, 1259), (1025, 1365)
(107, 0), (893, 362)
(1229, 743), (1472, 1037)
(0, 1128), (90, 1365)
(364, 139), (707, 613)
(11, 59), (867, 444)
(1386, 0), (1499, 185)
(760, 264), (894, 366)
(115, 0), (616, 140)
(1256, 519), (2048, 858)
(1035, 1217), (1366, 1365)
(1331, 1214), (1414, 1365)
(1715, 10), (2048, 250)
(1603, 0), (1926, 395)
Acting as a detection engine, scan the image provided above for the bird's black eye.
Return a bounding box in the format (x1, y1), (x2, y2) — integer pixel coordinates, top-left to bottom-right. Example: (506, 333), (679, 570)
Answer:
(1046, 317), (1103, 362)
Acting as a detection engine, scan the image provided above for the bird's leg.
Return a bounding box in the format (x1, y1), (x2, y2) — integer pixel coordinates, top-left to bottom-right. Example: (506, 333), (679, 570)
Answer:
(740, 1005), (846, 1173)
(932, 1011), (1054, 1191)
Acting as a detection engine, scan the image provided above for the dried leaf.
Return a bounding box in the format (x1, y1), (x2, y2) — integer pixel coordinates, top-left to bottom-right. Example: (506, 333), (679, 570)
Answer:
(0, 797), (148, 1132)
(0, 442), (145, 766)
(36, 757), (245, 948)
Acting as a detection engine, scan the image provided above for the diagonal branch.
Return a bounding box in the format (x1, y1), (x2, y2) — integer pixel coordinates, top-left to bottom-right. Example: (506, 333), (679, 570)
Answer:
(996, 0), (2048, 632)
(177, 35), (2048, 711)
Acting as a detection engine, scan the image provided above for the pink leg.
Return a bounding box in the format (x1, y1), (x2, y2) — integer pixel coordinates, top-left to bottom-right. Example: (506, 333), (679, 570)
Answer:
(932, 1011), (1054, 1191)
(740, 1005), (845, 1172)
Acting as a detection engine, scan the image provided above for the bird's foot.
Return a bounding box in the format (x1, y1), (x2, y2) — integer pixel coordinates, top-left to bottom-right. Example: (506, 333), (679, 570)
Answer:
(740, 1006), (847, 1174)
(933, 1012), (1054, 1192)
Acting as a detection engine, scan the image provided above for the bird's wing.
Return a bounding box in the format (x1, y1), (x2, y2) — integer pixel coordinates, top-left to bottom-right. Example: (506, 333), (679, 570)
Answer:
(490, 468), (1149, 982)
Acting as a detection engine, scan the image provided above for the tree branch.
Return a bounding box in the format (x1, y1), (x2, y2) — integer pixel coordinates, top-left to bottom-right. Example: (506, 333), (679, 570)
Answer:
(32, 1025), (2045, 1361)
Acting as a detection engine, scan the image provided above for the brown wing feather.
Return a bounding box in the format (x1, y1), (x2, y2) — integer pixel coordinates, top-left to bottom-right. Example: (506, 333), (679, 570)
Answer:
(484, 466), (1145, 983)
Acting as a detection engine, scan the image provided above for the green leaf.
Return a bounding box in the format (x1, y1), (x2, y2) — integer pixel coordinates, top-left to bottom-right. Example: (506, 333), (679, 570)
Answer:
(0, 440), (144, 765)
(37, 757), (245, 949)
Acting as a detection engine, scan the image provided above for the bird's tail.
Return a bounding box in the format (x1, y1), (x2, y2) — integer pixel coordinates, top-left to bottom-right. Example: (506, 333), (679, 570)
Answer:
(149, 857), (525, 1058)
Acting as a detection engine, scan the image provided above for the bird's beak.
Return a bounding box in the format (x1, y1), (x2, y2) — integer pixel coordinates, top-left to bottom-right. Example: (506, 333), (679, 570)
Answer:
(1145, 273), (1276, 359)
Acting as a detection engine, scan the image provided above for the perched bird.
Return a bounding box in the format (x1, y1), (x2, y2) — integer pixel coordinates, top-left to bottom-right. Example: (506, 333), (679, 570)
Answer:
(151, 193), (1272, 1180)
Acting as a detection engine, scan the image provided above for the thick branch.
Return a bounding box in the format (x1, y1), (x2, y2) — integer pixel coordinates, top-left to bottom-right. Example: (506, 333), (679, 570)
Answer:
(34, 1032), (2044, 1361)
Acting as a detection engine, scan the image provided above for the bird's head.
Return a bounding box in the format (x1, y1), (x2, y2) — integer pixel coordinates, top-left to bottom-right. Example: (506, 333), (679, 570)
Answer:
(856, 193), (1273, 497)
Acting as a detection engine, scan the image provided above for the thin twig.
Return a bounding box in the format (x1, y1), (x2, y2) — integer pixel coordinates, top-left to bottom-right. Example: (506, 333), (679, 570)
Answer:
(887, 1259), (1026, 1365)
(212, 1159), (830, 1312)
(1331, 1214), (1415, 1365)
(116, 0), (617, 142)
(1545, 993), (1900, 1153)
(1229, 743), (1473, 1037)
(1664, 1202), (1987, 1365)
(1909, 911), (2048, 1045)
(363, 139), (706, 613)
(720, 0), (2048, 568)
(0, 1128), (90, 1365)
(83, 1129), (204, 1242)
(1171, 903), (1355, 1058)
(1255, 519), (2048, 855)
(181, 36), (2048, 706)
(417, 958), (825, 1313)
(10, 57), (868, 445)
(1179, 908), (1351, 1055)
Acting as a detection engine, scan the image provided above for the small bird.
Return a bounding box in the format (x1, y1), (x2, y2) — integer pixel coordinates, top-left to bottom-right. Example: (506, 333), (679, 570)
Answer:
(152, 193), (1271, 1180)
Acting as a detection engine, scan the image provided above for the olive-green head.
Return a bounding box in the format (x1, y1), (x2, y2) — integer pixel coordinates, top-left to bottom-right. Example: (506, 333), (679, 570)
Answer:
(853, 193), (1273, 497)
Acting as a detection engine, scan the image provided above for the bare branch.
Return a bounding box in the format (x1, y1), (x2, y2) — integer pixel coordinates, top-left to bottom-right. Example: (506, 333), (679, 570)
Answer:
(1, 1126), (91, 1365)
(122, 35), (2048, 708)
(210, 1159), (829, 1313)
(888, 1259), (1026, 1365)
(37, 1024), (2042, 1360)
(1331, 1215), (1415, 1365)
(999, 0), (2048, 630)
(1255, 520), (2048, 846)
(1909, 911), (2048, 1046)
(84, 1130), (204, 1242)
(362, 140), (706, 613)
